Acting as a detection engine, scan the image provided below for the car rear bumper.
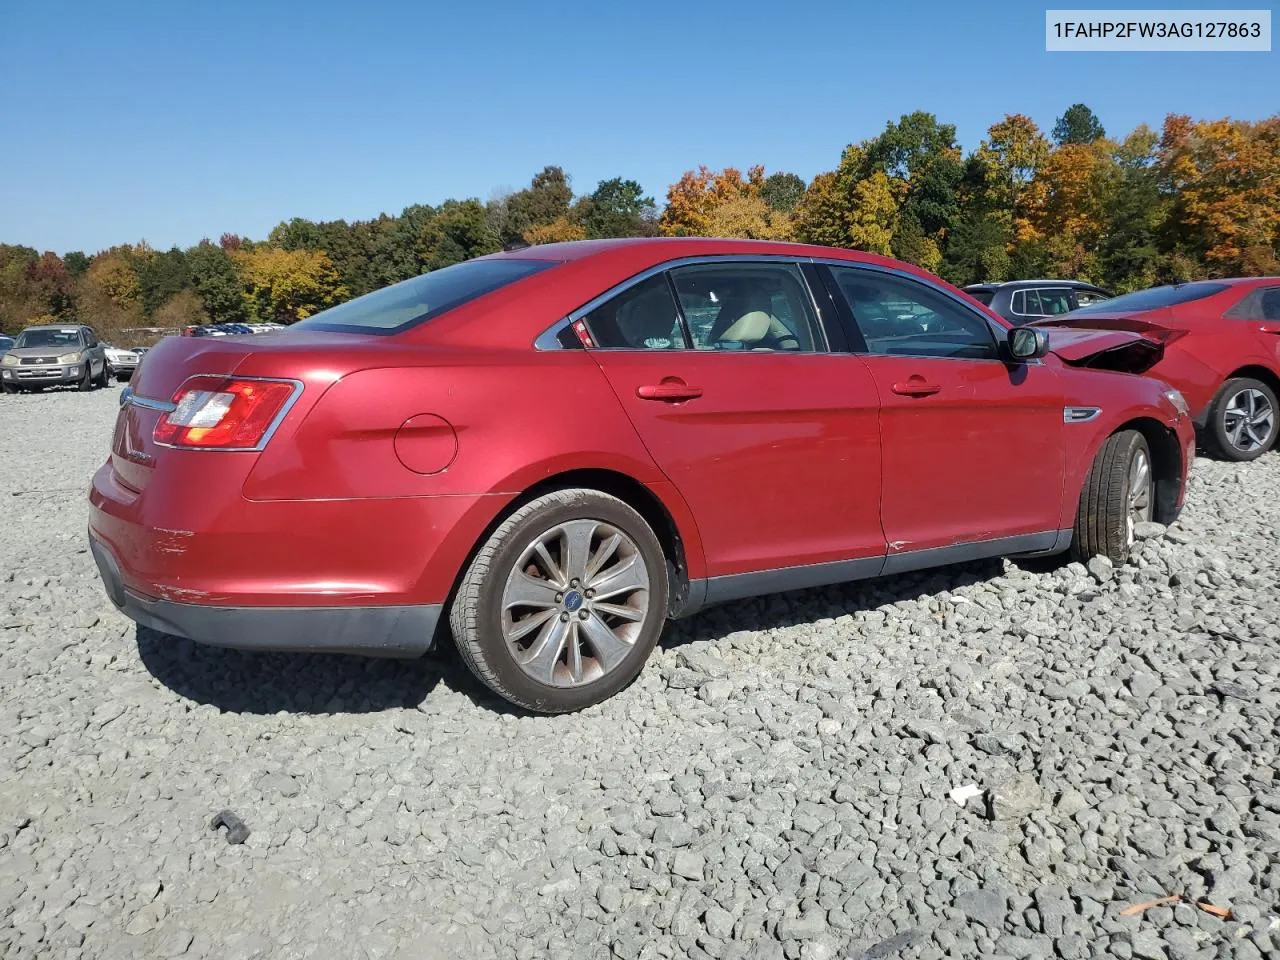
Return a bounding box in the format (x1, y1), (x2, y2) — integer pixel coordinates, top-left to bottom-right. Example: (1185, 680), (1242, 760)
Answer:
(89, 533), (441, 657)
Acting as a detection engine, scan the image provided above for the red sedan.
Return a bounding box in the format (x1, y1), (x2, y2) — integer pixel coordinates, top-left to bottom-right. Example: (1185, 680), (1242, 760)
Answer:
(1034, 277), (1280, 461)
(88, 239), (1194, 712)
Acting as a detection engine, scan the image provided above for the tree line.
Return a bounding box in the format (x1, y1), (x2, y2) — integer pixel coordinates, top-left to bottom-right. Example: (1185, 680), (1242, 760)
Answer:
(2, 105), (1276, 341)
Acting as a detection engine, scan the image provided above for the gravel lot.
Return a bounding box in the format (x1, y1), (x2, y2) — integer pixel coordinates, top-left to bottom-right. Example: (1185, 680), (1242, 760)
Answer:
(2, 386), (1278, 960)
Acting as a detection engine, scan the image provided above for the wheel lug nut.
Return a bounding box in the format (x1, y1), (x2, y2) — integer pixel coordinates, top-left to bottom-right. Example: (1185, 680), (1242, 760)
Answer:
(584, 589), (595, 599)
(559, 612), (570, 622)
(570, 579), (580, 587)
(554, 593), (564, 603)
(578, 610), (589, 620)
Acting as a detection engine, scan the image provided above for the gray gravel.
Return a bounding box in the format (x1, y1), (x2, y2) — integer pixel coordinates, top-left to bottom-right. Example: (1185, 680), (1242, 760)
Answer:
(2, 386), (1279, 960)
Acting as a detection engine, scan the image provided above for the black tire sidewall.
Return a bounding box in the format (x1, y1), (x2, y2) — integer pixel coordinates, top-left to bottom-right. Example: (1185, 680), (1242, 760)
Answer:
(471, 494), (668, 713)
(1211, 378), (1278, 462)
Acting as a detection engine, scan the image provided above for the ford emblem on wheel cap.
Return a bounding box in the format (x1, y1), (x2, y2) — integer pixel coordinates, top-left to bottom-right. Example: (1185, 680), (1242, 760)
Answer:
(563, 591), (583, 612)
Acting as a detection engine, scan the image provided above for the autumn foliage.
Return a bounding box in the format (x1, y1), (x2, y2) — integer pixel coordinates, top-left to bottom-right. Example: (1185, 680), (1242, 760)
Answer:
(2, 106), (1277, 340)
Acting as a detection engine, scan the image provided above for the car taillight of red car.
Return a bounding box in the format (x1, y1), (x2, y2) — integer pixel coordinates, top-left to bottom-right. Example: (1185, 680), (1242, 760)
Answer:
(153, 375), (299, 450)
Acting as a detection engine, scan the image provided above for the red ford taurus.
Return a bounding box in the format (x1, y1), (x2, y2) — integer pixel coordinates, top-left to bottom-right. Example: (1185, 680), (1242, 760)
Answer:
(88, 238), (1194, 712)
(1034, 277), (1280, 461)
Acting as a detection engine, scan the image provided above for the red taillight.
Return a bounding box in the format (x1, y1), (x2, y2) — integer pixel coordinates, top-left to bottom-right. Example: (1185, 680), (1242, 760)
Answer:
(154, 376), (298, 450)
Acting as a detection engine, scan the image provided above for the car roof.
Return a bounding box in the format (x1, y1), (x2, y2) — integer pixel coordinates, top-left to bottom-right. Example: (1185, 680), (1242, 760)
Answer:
(963, 279), (1107, 290)
(483, 235), (911, 267)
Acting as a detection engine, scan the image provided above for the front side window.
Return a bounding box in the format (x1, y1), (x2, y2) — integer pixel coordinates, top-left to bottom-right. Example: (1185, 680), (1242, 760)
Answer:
(294, 257), (558, 334)
(669, 262), (821, 351)
(582, 274), (684, 349)
(830, 267), (1000, 360)
(1074, 291), (1110, 307)
(1224, 286), (1280, 321)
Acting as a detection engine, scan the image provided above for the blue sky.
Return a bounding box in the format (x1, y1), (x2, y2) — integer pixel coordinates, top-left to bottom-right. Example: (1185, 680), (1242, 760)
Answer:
(1, 0), (1276, 254)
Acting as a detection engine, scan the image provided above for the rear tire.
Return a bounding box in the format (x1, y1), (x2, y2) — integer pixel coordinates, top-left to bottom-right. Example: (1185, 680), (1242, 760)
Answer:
(450, 489), (669, 714)
(1070, 429), (1153, 565)
(1204, 377), (1277, 461)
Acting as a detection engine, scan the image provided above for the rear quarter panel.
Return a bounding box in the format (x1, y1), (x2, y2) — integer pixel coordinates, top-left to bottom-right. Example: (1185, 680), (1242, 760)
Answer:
(243, 350), (666, 500)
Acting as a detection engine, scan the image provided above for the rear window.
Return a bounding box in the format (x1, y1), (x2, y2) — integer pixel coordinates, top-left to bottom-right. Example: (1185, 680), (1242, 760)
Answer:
(1070, 281), (1228, 316)
(967, 290), (995, 306)
(294, 257), (559, 334)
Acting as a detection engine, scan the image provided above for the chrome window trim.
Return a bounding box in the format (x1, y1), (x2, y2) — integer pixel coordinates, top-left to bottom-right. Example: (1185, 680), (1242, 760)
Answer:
(1010, 285), (1072, 318)
(533, 253), (1042, 365)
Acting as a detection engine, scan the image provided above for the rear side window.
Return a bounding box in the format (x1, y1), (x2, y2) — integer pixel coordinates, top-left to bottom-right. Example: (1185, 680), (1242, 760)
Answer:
(669, 262), (821, 351)
(1224, 286), (1280, 320)
(1033, 288), (1073, 316)
(1071, 281), (1229, 316)
(294, 257), (558, 334)
(583, 275), (684, 349)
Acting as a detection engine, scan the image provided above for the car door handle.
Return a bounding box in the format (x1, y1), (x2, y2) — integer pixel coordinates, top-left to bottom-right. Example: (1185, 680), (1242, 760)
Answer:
(891, 380), (942, 397)
(637, 382), (703, 402)
(1260, 324), (1280, 335)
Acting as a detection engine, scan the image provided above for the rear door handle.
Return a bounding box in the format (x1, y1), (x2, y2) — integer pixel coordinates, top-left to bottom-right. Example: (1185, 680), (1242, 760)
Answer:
(1259, 324), (1280, 335)
(637, 382), (703, 402)
(891, 381), (941, 397)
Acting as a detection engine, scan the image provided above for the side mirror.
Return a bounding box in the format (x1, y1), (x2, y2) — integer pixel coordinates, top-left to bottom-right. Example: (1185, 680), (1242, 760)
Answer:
(1009, 326), (1050, 361)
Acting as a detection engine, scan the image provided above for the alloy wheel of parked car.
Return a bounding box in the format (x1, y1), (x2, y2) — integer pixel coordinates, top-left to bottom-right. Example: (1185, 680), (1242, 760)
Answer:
(1208, 378), (1277, 462)
(1071, 429), (1153, 565)
(451, 489), (668, 713)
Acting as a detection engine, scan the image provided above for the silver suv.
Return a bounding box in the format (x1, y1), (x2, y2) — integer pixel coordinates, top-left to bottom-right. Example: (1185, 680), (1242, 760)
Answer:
(1, 324), (109, 393)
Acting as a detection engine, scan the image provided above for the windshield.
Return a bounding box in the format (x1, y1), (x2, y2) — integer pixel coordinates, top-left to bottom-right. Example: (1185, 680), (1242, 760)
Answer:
(15, 328), (83, 349)
(294, 257), (559, 334)
(1070, 281), (1229, 316)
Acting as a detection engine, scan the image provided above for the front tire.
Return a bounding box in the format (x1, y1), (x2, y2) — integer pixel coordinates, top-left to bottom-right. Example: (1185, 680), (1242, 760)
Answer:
(1205, 377), (1277, 461)
(1071, 429), (1153, 565)
(77, 366), (93, 391)
(94, 364), (110, 388)
(450, 489), (669, 713)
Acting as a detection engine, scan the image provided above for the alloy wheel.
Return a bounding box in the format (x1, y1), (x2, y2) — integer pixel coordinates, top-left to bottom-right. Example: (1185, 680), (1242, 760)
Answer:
(1126, 447), (1153, 546)
(1222, 387), (1275, 453)
(500, 520), (650, 687)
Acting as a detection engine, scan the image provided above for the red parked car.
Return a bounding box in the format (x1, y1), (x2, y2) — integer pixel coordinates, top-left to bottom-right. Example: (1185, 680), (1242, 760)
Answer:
(1033, 278), (1280, 461)
(88, 239), (1195, 712)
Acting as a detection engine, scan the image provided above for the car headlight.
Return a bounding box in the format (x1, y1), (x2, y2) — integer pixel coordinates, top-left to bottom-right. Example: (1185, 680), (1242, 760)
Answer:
(1163, 388), (1190, 417)
(57, 352), (81, 364)
(1, 354), (17, 367)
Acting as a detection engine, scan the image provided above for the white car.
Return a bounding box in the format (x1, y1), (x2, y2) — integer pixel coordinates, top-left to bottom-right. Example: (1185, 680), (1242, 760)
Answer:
(103, 344), (141, 382)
